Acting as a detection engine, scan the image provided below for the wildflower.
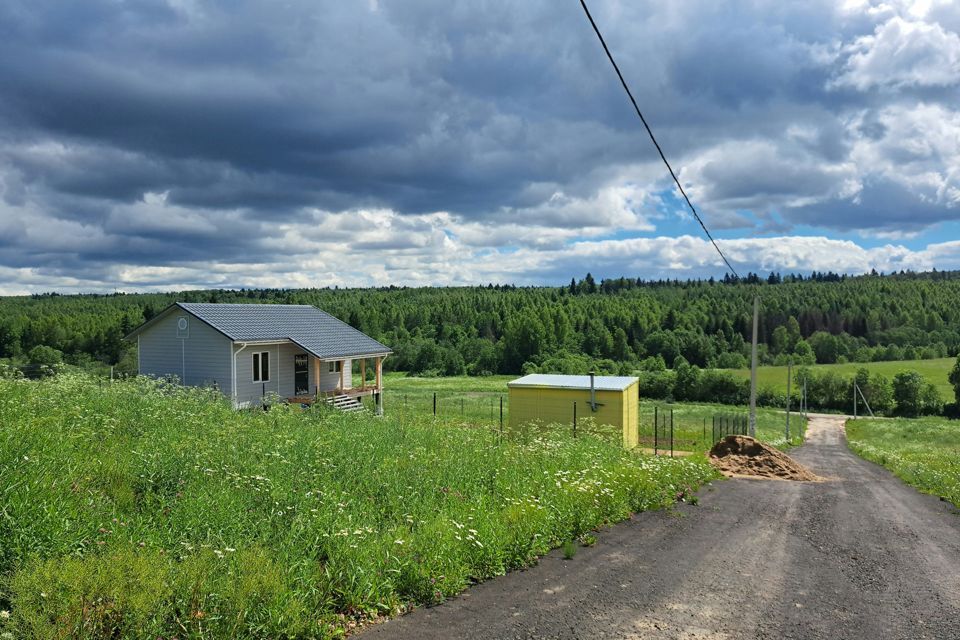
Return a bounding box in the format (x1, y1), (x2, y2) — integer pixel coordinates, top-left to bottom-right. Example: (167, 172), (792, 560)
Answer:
(0, 610), (9, 619)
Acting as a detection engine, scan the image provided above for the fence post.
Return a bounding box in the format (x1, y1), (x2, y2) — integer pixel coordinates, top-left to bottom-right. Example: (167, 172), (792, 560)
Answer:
(670, 408), (674, 458)
(461, 398), (464, 417)
(433, 392), (437, 416)
(654, 406), (659, 455)
(573, 401), (577, 438)
(499, 396), (504, 444)
(712, 415), (716, 443)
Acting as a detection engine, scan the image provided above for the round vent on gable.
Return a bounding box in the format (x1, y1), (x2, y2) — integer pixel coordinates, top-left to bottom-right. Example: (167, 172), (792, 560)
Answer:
(176, 316), (189, 338)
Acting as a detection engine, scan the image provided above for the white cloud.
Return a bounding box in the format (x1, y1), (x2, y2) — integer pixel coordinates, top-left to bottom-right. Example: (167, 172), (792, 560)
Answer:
(679, 139), (860, 217)
(849, 102), (960, 206)
(832, 16), (960, 90)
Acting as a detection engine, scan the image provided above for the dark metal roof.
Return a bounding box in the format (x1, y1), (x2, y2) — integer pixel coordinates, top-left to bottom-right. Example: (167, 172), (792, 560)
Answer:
(132, 302), (391, 359)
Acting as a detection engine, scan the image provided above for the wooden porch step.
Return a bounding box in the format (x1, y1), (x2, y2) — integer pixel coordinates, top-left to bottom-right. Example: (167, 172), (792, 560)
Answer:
(325, 394), (365, 412)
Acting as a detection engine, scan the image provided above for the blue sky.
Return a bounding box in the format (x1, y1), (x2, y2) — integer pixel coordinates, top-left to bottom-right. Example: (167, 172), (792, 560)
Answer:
(0, 0), (958, 293)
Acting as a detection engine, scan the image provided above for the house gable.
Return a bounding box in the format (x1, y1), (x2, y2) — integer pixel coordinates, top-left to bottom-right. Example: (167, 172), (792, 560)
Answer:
(137, 305), (233, 389)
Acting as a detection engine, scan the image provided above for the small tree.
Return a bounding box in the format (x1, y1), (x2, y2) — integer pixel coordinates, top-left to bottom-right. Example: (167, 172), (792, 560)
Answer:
(919, 383), (944, 416)
(27, 344), (63, 377)
(949, 354), (960, 406)
(893, 371), (924, 417)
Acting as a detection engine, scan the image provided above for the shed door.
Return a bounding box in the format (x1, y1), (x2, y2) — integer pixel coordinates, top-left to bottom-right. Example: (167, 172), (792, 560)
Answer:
(294, 354), (309, 395)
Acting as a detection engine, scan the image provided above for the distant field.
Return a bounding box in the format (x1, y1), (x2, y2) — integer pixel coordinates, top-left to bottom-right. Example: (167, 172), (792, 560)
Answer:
(847, 417), (960, 507)
(724, 358), (955, 402)
(383, 373), (805, 451)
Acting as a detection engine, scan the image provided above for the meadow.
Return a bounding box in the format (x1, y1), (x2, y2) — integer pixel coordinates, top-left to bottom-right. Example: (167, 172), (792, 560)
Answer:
(382, 373), (807, 452)
(725, 358), (955, 403)
(846, 417), (960, 508)
(0, 372), (717, 639)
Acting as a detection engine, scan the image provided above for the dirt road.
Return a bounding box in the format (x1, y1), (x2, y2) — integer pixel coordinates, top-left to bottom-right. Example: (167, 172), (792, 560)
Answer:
(363, 415), (960, 639)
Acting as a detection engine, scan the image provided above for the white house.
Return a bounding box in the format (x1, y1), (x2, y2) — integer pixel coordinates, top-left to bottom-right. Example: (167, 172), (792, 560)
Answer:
(126, 302), (391, 410)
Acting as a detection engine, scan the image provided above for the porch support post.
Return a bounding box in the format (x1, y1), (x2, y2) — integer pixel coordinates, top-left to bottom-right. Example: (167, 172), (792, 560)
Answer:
(376, 356), (383, 416)
(313, 356), (320, 398)
(361, 358), (366, 390)
(339, 360), (344, 392)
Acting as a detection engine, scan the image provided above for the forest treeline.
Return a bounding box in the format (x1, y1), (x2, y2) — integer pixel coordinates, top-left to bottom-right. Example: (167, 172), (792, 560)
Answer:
(1, 269), (958, 376)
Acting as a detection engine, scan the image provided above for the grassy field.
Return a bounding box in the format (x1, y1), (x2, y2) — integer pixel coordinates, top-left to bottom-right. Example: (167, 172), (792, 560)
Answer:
(725, 358), (955, 402)
(846, 417), (960, 507)
(383, 373), (806, 452)
(0, 372), (717, 639)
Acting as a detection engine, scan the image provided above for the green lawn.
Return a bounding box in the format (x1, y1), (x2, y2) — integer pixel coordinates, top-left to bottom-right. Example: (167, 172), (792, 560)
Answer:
(846, 417), (960, 507)
(383, 373), (805, 452)
(724, 358), (955, 402)
(0, 372), (717, 639)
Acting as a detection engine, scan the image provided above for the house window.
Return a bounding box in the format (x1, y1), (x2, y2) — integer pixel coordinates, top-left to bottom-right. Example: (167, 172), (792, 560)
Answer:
(253, 351), (270, 382)
(328, 361), (341, 373)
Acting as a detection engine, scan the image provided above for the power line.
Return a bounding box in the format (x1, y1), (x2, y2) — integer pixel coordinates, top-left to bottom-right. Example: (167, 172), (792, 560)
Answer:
(577, 0), (740, 279)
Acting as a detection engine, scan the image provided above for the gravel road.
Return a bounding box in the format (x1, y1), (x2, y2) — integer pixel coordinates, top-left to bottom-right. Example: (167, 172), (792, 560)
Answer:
(362, 414), (960, 639)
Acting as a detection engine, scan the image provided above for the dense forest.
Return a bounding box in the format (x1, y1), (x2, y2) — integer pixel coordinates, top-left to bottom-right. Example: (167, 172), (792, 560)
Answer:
(3, 270), (960, 372)
(3, 269), (960, 416)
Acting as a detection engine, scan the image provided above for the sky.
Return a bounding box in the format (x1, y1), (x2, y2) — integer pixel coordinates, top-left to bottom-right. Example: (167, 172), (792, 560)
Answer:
(0, 0), (959, 294)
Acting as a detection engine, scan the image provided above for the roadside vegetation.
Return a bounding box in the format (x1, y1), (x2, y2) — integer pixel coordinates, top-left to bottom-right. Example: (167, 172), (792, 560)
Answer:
(846, 417), (960, 508)
(0, 371), (717, 639)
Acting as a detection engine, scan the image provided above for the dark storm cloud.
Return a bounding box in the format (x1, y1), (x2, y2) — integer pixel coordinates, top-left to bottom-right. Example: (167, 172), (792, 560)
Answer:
(0, 0), (958, 292)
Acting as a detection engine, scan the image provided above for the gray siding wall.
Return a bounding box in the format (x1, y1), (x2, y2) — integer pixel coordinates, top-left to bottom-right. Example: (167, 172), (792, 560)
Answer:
(233, 343), (332, 406)
(139, 310), (232, 390)
(317, 358), (351, 392)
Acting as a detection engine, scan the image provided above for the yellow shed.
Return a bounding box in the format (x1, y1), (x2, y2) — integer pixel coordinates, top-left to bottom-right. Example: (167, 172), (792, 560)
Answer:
(508, 373), (639, 449)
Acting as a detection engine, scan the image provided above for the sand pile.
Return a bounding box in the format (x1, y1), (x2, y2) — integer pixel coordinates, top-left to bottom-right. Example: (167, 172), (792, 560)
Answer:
(709, 435), (821, 481)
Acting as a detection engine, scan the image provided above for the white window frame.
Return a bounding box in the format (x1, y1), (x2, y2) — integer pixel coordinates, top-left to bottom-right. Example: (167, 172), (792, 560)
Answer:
(253, 351), (270, 383)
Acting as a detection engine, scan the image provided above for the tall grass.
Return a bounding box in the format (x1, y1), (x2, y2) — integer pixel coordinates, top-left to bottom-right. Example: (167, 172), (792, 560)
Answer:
(846, 417), (960, 507)
(0, 372), (716, 638)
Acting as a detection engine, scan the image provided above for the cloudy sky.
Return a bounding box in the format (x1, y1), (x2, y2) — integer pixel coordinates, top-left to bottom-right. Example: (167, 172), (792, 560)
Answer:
(1, 0), (959, 294)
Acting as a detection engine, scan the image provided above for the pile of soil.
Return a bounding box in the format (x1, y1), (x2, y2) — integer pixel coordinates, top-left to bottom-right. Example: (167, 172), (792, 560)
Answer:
(709, 435), (821, 481)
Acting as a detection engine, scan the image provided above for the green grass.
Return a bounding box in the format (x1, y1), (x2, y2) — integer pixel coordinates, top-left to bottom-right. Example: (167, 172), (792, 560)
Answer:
(384, 373), (806, 452)
(725, 358), (955, 402)
(384, 372), (514, 393)
(846, 417), (960, 507)
(0, 372), (717, 639)
(638, 402), (806, 452)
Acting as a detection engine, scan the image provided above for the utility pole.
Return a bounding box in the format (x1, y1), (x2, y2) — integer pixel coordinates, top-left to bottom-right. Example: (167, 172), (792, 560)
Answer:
(802, 377), (807, 417)
(785, 359), (792, 441)
(853, 382), (858, 419)
(749, 295), (759, 437)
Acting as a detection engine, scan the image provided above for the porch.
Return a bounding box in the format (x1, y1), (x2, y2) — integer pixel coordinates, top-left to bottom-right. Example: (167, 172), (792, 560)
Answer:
(288, 353), (385, 413)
